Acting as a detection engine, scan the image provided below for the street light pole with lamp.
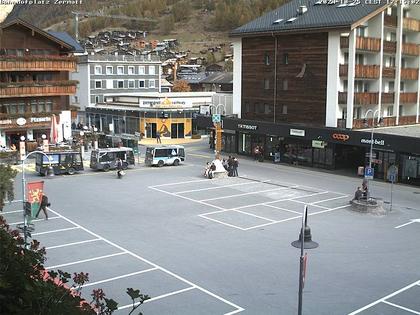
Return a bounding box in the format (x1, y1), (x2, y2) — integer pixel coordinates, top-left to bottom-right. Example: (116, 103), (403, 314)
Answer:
(20, 150), (54, 249)
(209, 104), (225, 157)
(363, 109), (381, 201)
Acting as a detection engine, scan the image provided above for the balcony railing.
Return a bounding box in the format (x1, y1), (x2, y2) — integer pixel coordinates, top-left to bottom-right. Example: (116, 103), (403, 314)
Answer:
(401, 68), (419, 80)
(383, 41), (396, 54)
(403, 17), (420, 32)
(0, 81), (77, 98)
(339, 64), (380, 79)
(340, 36), (381, 52)
(338, 92), (379, 105)
(0, 56), (77, 72)
(341, 115), (418, 129)
(402, 43), (419, 56)
(400, 92), (418, 103)
(384, 15), (397, 28)
(381, 92), (394, 104)
(382, 67), (395, 78)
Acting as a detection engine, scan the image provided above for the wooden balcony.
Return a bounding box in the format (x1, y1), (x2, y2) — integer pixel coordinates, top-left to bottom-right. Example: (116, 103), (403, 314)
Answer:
(383, 41), (396, 54)
(401, 68), (418, 80)
(340, 36), (381, 52)
(384, 15), (397, 28)
(400, 92), (418, 103)
(338, 92), (379, 105)
(348, 115), (418, 129)
(0, 81), (77, 98)
(339, 64), (380, 79)
(403, 17), (420, 32)
(0, 56), (77, 72)
(382, 67), (395, 78)
(402, 43), (419, 56)
(381, 92), (394, 104)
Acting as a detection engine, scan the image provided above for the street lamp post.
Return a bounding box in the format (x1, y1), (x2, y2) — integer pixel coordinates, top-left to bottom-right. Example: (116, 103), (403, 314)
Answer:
(363, 109), (381, 201)
(21, 150), (53, 248)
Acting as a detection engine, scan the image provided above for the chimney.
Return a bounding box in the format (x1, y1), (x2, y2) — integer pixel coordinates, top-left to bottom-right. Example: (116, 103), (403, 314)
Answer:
(298, 5), (308, 15)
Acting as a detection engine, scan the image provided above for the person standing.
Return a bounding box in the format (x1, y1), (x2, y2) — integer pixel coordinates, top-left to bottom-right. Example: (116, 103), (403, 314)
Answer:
(36, 194), (50, 220)
(233, 157), (239, 177)
(156, 131), (161, 144)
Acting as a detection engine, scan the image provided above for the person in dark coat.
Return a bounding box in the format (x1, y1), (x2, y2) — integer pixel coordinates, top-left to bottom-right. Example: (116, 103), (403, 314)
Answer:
(36, 195), (50, 220)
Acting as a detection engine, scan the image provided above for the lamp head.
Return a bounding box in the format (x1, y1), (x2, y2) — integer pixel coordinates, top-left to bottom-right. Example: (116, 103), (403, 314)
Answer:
(79, 131), (85, 136)
(41, 134), (47, 140)
(20, 136), (26, 141)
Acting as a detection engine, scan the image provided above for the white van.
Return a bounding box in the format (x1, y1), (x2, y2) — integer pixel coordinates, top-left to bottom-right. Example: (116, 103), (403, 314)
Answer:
(144, 145), (185, 167)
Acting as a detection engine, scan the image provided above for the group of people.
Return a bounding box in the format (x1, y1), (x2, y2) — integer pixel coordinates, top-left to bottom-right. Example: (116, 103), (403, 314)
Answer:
(253, 145), (264, 162)
(223, 156), (239, 177)
(353, 179), (369, 201)
(204, 156), (239, 179)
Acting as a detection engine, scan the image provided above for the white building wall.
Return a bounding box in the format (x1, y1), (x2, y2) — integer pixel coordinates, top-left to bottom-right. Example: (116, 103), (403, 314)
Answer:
(326, 31), (341, 127)
(232, 38), (242, 118)
(70, 63), (90, 113)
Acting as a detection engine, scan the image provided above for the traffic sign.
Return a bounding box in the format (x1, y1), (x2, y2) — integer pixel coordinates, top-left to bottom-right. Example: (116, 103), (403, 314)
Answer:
(212, 114), (221, 123)
(388, 174), (396, 182)
(364, 167), (374, 180)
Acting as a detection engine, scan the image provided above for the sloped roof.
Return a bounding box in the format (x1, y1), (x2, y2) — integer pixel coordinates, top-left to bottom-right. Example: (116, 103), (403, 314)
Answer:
(231, 0), (390, 36)
(0, 19), (74, 51)
(200, 72), (233, 85)
(48, 31), (85, 53)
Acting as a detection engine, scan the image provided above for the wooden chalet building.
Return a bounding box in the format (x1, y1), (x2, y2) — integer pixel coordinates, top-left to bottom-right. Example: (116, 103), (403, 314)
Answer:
(198, 1), (420, 186)
(0, 19), (79, 148)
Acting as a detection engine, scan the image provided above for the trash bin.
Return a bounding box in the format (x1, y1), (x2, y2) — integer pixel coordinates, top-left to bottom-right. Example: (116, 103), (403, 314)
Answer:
(357, 166), (364, 176)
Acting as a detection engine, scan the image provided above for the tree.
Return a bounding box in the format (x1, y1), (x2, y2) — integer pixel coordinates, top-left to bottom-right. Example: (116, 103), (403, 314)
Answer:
(172, 80), (191, 92)
(0, 164), (17, 212)
(0, 214), (149, 314)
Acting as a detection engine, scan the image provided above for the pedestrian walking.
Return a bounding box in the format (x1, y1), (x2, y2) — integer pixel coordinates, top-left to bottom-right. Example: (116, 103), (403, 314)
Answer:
(36, 194), (50, 220)
(233, 157), (239, 177)
(156, 131), (161, 144)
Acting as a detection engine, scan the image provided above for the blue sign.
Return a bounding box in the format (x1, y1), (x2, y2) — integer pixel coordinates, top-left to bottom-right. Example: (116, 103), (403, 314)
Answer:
(364, 167), (374, 180)
(388, 174), (396, 182)
(212, 114), (221, 123)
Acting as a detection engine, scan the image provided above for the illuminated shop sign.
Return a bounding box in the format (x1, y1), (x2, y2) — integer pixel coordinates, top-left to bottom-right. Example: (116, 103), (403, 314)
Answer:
(238, 124), (258, 130)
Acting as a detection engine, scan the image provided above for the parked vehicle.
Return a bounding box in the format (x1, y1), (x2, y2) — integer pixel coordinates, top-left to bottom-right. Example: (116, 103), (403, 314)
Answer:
(90, 147), (135, 171)
(35, 151), (84, 176)
(145, 145), (185, 167)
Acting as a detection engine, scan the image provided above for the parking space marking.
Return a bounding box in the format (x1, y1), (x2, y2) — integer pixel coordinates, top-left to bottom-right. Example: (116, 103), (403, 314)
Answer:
(45, 238), (101, 250)
(264, 204), (301, 214)
(174, 180), (268, 195)
(200, 186), (295, 202)
(81, 268), (158, 288)
(293, 199), (330, 210)
(311, 195), (349, 204)
(395, 218), (420, 229)
(46, 252), (127, 270)
(198, 214), (247, 230)
(9, 216), (60, 225)
(149, 178), (209, 188)
(117, 287), (196, 311)
(32, 226), (80, 236)
(46, 208), (245, 314)
(1, 209), (23, 215)
(233, 209), (277, 222)
(382, 300), (420, 314)
(348, 279), (420, 315)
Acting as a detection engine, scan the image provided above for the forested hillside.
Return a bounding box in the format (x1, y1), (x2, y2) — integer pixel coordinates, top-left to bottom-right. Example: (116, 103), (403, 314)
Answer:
(6, 0), (287, 39)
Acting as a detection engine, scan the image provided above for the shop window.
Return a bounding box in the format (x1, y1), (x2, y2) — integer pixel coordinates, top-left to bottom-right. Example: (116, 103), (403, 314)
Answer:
(264, 53), (270, 66)
(264, 79), (270, 90)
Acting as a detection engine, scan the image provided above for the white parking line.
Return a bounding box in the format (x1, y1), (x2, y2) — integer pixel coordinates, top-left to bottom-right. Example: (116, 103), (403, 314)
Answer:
(311, 195), (349, 204)
(81, 267), (158, 288)
(348, 279), (420, 314)
(199, 186), (295, 202)
(198, 214), (247, 230)
(174, 180), (268, 195)
(46, 252), (127, 270)
(149, 178), (209, 188)
(9, 216), (60, 225)
(232, 209), (276, 222)
(264, 204), (302, 214)
(382, 300), (420, 315)
(32, 226), (80, 236)
(45, 238), (101, 250)
(1, 209), (23, 214)
(47, 208), (245, 314)
(117, 287), (196, 310)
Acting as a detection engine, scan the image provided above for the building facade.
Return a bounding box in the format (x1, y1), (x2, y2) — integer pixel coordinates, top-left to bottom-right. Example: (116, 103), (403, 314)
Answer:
(71, 54), (162, 120)
(0, 19), (78, 148)
(198, 1), (420, 186)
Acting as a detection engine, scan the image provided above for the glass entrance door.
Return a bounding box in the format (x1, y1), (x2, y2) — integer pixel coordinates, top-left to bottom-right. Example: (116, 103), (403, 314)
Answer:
(171, 123), (184, 138)
(146, 123), (156, 138)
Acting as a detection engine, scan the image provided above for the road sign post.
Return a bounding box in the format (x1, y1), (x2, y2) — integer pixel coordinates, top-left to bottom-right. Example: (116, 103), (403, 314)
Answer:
(387, 165), (398, 212)
(364, 167), (374, 180)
